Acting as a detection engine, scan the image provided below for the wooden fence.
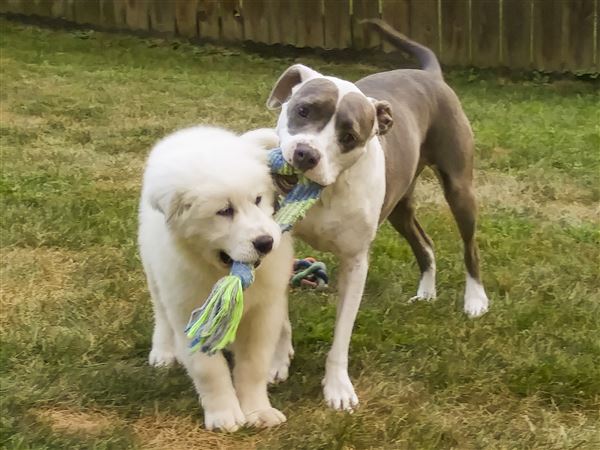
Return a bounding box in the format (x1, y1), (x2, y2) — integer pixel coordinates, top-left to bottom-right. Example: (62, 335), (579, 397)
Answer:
(1, 0), (598, 72)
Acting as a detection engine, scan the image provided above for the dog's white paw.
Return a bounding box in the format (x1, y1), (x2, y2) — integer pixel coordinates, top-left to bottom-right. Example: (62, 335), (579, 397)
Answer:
(409, 268), (436, 302)
(322, 368), (358, 411)
(268, 344), (294, 384)
(204, 402), (246, 432)
(464, 275), (489, 318)
(148, 348), (177, 367)
(245, 407), (286, 428)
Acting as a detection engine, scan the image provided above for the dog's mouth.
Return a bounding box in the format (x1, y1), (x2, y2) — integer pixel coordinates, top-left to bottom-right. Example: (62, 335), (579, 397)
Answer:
(219, 251), (233, 266)
(219, 251), (262, 269)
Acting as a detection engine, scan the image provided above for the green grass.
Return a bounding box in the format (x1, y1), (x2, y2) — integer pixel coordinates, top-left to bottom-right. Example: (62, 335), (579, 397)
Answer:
(1, 20), (599, 449)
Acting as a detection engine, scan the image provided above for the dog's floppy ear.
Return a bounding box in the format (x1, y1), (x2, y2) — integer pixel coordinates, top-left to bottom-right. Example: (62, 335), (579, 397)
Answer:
(372, 99), (394, 135)
(266, 64), (321, 110)
(150, 190), (190, 224)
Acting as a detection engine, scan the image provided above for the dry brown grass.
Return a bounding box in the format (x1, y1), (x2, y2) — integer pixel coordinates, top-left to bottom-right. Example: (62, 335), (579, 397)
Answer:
(0, 247), (80, 326)
(415, 169), (599, 224)
(133, 414), (259, 450)
(33, 407), (121, 436)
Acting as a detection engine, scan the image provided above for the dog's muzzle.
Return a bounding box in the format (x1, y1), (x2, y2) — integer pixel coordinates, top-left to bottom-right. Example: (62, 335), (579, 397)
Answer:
(293, 143), (320, 172)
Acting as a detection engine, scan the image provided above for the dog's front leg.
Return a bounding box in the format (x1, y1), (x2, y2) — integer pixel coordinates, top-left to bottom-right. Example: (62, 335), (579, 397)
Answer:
(232, 302), (287, 428)
(173, 334), (246, 432)
(323, 250), (369, 410)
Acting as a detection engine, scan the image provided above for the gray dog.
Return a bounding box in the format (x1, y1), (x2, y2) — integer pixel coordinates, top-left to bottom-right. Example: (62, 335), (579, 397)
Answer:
(266, 19), (489, 410)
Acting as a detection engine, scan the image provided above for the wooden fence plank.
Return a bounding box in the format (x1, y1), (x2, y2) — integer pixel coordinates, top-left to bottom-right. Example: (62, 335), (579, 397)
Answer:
(105, 0), (127, 28)
(440, 0), (469, 65)
(502, 0), (531, 69)
(9, 0), (53, 17)
(532, 0), (563, 71)
(125, 0), (149, 30)
(296, 0), (324, 47)
(197, 0), (220, 39)
(563, 0), (595, 72)
(0, 0), (18, 14)
(99, 0), (116, 28)
(243, 0), (269, 43)
(352, 0), (380, 49)
(220, 0), (243, 41)
(47, 0), (75, 21)
(74, 0), (102, 26)
(380, 0), (410, 52)
(175, 0), (197, 38)
(323, 0), (351, 49)
(410, 0), (439, 54)
(471, 0), (500, 68)
(149, 0), (175, 33)
(266, 0), (293, 45)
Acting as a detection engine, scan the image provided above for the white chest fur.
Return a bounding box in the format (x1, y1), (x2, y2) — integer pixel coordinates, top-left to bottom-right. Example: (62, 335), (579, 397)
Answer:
(295, 139), (386, 257)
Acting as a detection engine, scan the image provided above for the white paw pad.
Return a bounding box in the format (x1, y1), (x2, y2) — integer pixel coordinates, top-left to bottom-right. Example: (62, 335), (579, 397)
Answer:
(148, 348), (177, 367)
(322, 369), (358, 411)
(204, 404), (246, 432)
(245, 407), (286, 428)
(268, 346), (294, 384)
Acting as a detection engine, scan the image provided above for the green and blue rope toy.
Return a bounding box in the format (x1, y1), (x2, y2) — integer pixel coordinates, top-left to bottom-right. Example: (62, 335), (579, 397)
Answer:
(291, 257), (329, 289)
(185, 148), (323, 355)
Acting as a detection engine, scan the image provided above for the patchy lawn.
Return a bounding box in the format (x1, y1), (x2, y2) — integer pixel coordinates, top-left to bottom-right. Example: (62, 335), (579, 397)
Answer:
(1, 19), (599, 450)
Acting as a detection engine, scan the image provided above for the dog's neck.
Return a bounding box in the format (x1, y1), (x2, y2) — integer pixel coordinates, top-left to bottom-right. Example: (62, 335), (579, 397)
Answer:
(319, 136), (385, 207)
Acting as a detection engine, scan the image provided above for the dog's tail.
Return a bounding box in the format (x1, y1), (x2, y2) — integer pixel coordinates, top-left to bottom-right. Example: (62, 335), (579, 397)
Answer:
(362, 19), (442, 79)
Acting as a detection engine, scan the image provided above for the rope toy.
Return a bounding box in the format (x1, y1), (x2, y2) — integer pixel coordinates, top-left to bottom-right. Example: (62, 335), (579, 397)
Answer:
(185, 148), (322, 355)
(291, 257), (329, 289)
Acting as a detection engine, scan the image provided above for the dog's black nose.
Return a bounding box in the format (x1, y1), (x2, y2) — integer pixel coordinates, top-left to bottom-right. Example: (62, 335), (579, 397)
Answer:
(253, 235), (274, 254)
(293, 144), (321, 171)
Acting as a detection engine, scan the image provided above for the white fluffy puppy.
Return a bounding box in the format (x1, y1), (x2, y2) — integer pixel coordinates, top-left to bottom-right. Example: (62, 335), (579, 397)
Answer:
(138, 126), (293, 432)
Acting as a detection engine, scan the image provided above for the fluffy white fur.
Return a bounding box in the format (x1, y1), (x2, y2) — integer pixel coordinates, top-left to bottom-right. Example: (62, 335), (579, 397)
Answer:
(138, 126), (293, 432)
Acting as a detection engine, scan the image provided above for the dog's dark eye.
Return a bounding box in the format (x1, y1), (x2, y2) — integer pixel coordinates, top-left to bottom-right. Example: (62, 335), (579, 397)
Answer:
(297, 106), (309, 118)
(217, 205), (234, 217)
(340, 133), (356, 145)
(255, 196), (262, 205)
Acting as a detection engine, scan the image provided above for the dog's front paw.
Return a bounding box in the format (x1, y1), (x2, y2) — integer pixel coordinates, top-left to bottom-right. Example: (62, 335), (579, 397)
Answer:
(148, 348), (177, 367)
(204, 402), (246, 432)
(245, 407), (286, 428)
(268, 344), (294, 384)
(322, 367), (358, 411)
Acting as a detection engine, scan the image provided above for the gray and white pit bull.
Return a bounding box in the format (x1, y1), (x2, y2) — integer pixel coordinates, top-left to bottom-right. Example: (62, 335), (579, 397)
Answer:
(265, 19), (490, 410)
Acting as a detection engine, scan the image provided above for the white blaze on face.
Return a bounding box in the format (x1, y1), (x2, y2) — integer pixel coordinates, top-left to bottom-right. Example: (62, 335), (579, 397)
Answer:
(276, 76), (377, 186)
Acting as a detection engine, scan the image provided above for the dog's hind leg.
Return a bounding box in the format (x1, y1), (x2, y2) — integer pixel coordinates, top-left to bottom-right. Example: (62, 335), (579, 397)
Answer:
(268, 314), (294, 384)
(436, 167), (489, 317)
(147, 274), (177, 367)
(388, 187), (437, 301)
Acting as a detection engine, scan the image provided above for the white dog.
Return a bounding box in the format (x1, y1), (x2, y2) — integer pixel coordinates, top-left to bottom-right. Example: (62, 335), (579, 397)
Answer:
(138, 126), (293, 431)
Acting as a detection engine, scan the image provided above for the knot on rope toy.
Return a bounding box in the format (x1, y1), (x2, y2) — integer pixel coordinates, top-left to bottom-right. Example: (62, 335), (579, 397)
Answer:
(185, 148), (322, 355)
(291, 257), (329, 289)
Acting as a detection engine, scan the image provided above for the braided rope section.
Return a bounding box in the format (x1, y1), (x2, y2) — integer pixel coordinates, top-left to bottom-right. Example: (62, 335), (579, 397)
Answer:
(291, 257), (329, 289)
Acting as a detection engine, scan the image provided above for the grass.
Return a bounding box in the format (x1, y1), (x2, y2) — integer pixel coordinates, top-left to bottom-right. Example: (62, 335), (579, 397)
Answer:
(1, 19), (599, 449)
